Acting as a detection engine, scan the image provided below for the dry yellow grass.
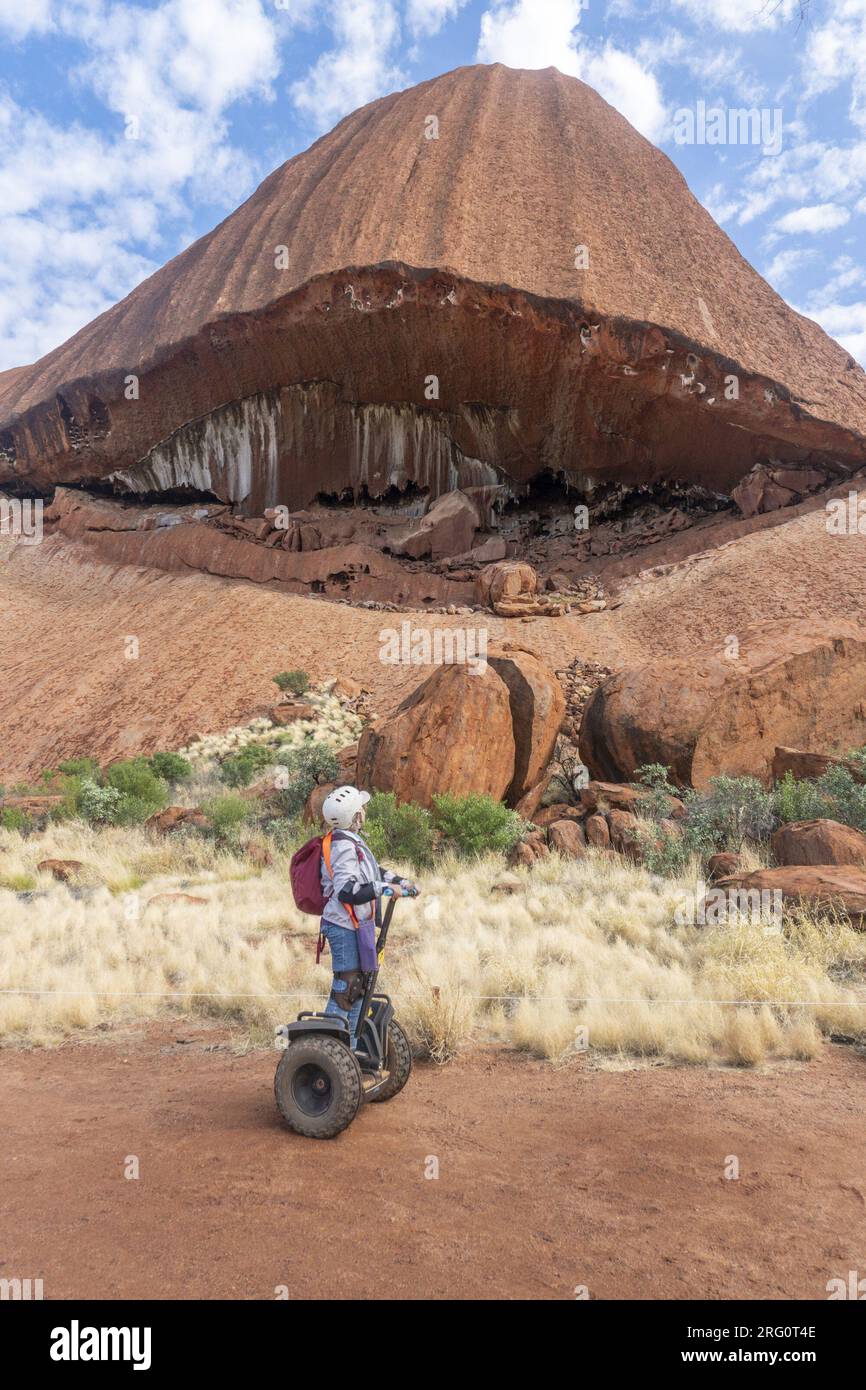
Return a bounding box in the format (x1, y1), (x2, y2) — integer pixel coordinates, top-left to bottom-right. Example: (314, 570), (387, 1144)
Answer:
(2, 822), (865, 1065)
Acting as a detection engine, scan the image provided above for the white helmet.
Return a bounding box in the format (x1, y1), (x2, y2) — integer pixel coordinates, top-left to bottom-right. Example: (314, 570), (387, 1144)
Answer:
(321, 785), (370, 829)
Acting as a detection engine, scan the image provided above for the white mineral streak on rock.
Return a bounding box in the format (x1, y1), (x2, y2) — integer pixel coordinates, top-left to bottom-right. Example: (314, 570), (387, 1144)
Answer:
(113, 392), (280, 502)
(114, 384), (503, 508)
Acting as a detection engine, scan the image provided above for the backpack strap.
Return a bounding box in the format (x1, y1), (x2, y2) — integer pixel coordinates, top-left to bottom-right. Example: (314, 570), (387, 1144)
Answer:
(321, 829), (361, 932)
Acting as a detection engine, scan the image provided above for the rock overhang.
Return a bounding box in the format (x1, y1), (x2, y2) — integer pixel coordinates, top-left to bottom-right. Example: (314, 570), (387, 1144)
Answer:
(2, 262), (863, 515)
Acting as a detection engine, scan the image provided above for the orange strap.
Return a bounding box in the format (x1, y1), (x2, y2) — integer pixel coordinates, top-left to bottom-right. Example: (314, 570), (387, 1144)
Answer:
(322, 830), (360, 930)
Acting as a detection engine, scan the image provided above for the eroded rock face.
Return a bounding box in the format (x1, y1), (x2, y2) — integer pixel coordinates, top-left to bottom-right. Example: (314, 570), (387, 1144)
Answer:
(487, 646), (566, 801)
(579, 623), (866, 788)
(771, 819), (866, 868)
(771, 746), (866, 786)
(1, 65), (863, 512)
(356, 662), (517, 808)
(355, 645), (564, 808)
(714, 866), (866, 928)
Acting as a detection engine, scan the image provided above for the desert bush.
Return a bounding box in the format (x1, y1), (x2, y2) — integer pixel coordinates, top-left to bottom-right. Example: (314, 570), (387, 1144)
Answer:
(202, 794), (252, 841)
(273, 670), (310, 695)
(683, 776), (775, 853)
(218, 743), (275, 789)
(0, 808), (28, 833)
(634, 820), (692, 876)
(844, 744), (866, 773)
(814, 765), (866, 833)
(275, 744), (340, 817)
(635, 763), (681, 820)
(262, 817), (306, 854)
(431, 792), (524, 859)
(147, 751), (192, 783)
(76, 779), (125, 825)
(105, 759), (169, 821)
(58, 757), (102, 780)
(771, 771), (830, 824)
(363, 792), (435, 870)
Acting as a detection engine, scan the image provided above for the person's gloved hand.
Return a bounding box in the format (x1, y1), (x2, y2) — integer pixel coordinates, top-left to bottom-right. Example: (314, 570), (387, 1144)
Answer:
(401, 880), (421, 897)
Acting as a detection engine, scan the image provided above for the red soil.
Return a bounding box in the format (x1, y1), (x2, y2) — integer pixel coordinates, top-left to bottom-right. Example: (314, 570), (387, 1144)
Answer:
(1, 1026), (863, 1300)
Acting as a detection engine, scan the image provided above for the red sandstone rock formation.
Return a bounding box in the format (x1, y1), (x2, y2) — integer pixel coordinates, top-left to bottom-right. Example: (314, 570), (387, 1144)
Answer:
(1, 65), (863, 513)
(771, 819), (866, 868)
(356, 647), (563, 808)
(579, 623), (866, 788)
(713, 866), (866, 928)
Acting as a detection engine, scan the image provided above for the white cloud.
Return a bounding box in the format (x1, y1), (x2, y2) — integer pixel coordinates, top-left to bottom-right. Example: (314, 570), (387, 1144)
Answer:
(804, 296), (866, 365)
(0, 0), (54, 39)
(0, 0), (285, 369)
(776, 203), (851, 234)
(764, 246), (815, 285)
(670, 0), (801, 33)
(803, 0), (866, 129)
(406, 0), (468, 38)
(291, 0), (404, 132)
(476, 0), (667, 141)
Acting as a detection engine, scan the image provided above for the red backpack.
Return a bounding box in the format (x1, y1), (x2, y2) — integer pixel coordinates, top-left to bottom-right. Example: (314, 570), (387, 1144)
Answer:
(290, 830), (362, 915)
(290, 831), (333, 915)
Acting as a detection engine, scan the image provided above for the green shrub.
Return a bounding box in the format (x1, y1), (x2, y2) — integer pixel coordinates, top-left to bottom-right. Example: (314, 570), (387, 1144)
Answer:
(635, 763), (681, 821)
(364, 792), (435, 870)
(771, 771), (830, 825)
(844, 744), (866, 774)
(77, 779), (125, 825)
(218, 743), (275, 789)
(276, 745), (340, 817)
(58, 757), (101, 780)
(147, 751), (192, 783)
(203, 794), (252, 840)
(273, 670), (310, 695)
(0, 807), (28, 833)
(815, 765), (866, 833)
(106, 759), (169, 817)
(431, 793), (523, 859)
(634, 822), (691, 877)
(263, 817), (306, 854)
(681, 775), (775, 854)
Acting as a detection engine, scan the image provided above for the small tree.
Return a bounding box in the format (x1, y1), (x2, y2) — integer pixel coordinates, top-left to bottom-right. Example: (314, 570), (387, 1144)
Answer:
(273, 670), (310, 696)
(432, 793), (523, 859)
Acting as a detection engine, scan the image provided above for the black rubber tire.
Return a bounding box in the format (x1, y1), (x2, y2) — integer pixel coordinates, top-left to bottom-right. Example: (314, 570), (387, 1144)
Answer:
(369, 1018), (413, 1103)
(274, 1036), (362, 1139)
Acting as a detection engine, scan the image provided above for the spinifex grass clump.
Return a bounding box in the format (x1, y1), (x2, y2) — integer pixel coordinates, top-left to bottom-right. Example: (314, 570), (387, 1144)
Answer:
(2, 831), (864, 1066)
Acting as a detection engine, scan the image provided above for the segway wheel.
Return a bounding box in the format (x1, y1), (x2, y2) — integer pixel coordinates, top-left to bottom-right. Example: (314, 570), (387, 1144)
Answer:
(275, 1036), (363, 1139)
(369, 1018), (413, 1104)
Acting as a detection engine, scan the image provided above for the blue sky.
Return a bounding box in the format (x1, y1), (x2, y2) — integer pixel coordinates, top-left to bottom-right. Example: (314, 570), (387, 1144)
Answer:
(0, 0), (864, 374)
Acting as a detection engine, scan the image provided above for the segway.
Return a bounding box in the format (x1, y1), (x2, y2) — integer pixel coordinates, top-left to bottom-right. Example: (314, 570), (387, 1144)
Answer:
(274, 888), (417, 1139)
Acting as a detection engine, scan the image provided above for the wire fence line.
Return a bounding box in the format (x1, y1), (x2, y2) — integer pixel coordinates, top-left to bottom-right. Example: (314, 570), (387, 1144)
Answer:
(1, 988), (864, 1007)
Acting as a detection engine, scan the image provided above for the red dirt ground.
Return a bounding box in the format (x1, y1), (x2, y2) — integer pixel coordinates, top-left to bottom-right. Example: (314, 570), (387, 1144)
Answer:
(1, 1027), (864, 1301)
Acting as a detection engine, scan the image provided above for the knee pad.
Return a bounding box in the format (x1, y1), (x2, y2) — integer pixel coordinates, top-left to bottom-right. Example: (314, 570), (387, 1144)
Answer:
(330, 969), (365, 1009)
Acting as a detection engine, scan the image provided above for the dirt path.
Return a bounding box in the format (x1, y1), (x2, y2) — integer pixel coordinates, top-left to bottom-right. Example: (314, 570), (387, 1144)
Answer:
(1, 1028), (864, 1300)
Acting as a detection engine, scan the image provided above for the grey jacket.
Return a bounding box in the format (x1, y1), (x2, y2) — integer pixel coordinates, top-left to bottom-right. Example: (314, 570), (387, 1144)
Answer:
(320, 830), (404, 930)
